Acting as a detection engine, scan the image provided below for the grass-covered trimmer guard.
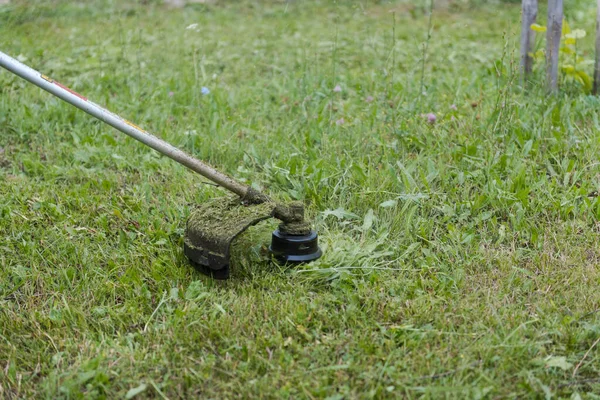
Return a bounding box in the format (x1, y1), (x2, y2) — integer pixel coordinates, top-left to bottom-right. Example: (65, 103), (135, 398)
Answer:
(0, 51), (322, 279)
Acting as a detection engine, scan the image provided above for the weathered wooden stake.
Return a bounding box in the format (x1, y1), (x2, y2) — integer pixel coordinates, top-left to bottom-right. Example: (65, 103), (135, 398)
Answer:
(593, 0), (600, 94)
(546, 0), (563, 92)
(520, 0), (538, 79)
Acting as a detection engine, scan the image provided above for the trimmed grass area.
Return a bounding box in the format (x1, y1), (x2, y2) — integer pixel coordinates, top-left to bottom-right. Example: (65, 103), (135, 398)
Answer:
(2, 0), (600, 397)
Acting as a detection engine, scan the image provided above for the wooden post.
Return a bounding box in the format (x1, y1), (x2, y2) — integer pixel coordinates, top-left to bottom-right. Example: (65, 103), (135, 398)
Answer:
(546, 0), (563, 92)
(594, 0), (600, 94)
(520, 0), (538, 79)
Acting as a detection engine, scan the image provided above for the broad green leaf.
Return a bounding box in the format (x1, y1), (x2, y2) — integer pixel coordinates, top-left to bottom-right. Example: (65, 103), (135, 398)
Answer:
(379, 199), (398, 208)
(399, 242), (420, 260)
(322, 208), (359, 220)
(522, 139), (533, 156)
(126, 384), (148, 399)
(361, 209), (374, 232)
(530, 23), (546, 32)
(76, 370), (96, 385)
(479, 211), (493, 221)
(214, 304), (227, 315)
(396, 161), (417, 190)
(185, 281), (207, 300)
(545, 356), (572, 371)
(398, 193), (429, 201)
(351, 163), (367, 180)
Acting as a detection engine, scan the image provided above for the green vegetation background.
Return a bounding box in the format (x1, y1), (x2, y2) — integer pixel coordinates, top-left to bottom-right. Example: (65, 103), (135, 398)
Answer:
(2, 0), (600, 398)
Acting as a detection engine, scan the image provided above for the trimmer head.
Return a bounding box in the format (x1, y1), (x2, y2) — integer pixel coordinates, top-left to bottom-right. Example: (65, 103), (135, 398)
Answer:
(269, 229), (322, 263)
(184, 197), (321, 279)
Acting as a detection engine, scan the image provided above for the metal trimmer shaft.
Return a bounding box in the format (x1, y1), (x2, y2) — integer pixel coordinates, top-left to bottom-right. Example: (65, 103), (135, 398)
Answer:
(0, 51), (256, 200)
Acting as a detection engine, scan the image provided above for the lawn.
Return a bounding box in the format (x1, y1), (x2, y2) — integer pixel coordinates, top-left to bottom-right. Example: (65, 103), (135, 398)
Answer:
(2, 0), (600, 398)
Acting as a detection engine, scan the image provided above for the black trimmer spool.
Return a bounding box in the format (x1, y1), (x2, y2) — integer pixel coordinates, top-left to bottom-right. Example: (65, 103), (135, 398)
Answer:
(269, 229), (322, 264)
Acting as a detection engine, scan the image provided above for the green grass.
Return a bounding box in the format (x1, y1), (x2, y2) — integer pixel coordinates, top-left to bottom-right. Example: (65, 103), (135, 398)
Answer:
(2, 0), (600, 398)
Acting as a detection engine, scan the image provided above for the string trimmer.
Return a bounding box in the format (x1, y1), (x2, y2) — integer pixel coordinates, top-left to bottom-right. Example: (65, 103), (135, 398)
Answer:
(0, 51), (322, 279)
